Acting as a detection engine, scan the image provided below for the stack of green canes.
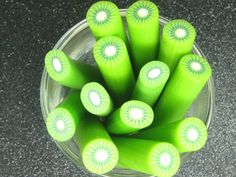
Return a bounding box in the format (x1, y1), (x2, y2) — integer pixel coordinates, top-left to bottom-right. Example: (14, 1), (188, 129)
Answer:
(43, 1), (212, 176)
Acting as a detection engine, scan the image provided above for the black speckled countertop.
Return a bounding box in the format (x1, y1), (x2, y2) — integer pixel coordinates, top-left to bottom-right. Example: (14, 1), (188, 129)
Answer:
(1, 0), (236, 176)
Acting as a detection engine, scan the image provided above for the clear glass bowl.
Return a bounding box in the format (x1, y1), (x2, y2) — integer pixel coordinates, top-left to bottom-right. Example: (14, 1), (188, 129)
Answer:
(40, 10), (215, 177)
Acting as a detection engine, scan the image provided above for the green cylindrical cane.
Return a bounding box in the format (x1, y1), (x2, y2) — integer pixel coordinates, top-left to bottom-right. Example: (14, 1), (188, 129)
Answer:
(158, 19), (196, 73)
(45, 49), (102, 89)
(127, 1), (159, 72)
(93, 36), (135, 102)
(112, 137), (180, 177)
(106, 100), (154, 134)
(132, 117), (208, 152)
(80, 82), (113, 117)
(75, 115), (118, 175)
(132, 61), (170, 106)
(153, 54), (212, 125)
(46, 90), (85, 142)
(86, 1), (128, 45)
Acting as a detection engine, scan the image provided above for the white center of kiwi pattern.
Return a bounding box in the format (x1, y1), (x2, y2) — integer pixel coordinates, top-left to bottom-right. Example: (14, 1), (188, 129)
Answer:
(56, 120), (65, 130)
(160, 153), (171, 166)
(95, 150), (109, 162)
(190, 61), (202, 71)
(187, 128), (199, 141)
(89, 91), (101, 106)
(53, 58), (62, 72)
(96, 11), (107, 22)
(148, 68), (161, 79)
(105, 45), (117, 57)
(129, 108), (144, 120)
(137, 8), (149, 18)
(175, 28), (187, 38)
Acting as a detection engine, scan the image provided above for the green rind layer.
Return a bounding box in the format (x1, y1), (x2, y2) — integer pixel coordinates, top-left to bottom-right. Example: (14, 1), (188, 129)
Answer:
(82, 139), (118, 174)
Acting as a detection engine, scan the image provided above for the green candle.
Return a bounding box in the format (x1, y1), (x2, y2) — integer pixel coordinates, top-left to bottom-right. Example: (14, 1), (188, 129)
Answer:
(132, 61), (170, 107)
(75, 115), (118, 175)
(45, 49), (102, 89)
(153, 54), (212, 126)
(80, 82), (113, 117)
(158, 19), (196, 73)
(93, 36), (135, 102)
(132, 117), (208, 152)
(46, 90), (85, 142)
(112, 137), (180, 177)
(86, 1), (128, 45)
(127, 1), (159, 72)
(105, 100), (154, 135)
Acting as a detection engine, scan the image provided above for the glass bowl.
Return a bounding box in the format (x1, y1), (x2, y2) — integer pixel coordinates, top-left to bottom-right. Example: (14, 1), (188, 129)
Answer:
(40, 9), (215, 177)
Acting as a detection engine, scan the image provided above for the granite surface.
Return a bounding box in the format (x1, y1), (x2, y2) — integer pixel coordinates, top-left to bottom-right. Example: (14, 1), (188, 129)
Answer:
(0, 0), (236, 176)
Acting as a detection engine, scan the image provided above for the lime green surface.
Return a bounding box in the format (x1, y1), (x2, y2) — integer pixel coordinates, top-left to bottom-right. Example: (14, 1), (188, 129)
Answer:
(93, 36), (135, 102)
(80, 82), (113, 117)
(153, 54), (212, 125)
(86, 1), (128, 45)
(46, 90), (85, 142)
(132, 61), (170, 106)
(127, 1), (159, 72)
(133, 117), (208, 152)
(158, 19), (196, 73)
(113, 137), (180, 177)
(45, 50), (102, 89)
(76, 115), (118, 175)
(106, 100), (154, 134)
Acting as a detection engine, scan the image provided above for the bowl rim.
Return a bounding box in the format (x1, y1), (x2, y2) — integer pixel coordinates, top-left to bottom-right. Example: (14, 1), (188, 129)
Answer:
(40, 9), (215, 176)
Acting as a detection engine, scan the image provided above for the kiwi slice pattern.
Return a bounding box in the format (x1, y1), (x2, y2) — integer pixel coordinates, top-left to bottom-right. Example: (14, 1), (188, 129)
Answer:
(45, 50), (70, 81)
(94, 36), (124, 64)
(140, 61), (170, 86)
(121, 100), (154, 129)
(180, 54), (212, 78)
(178, 118), (208, 151)
(82, 139), (119, 174)
(86, 1), (128, 44)
(46, 108), (76, 142)
(87, 1), (115, 27)
(106, 100), (154, 135)
(165, 19), (196, 42)
(80, 82), (113, 116)
(150, 143), (180, 177)
(127, 1), (158, 24)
